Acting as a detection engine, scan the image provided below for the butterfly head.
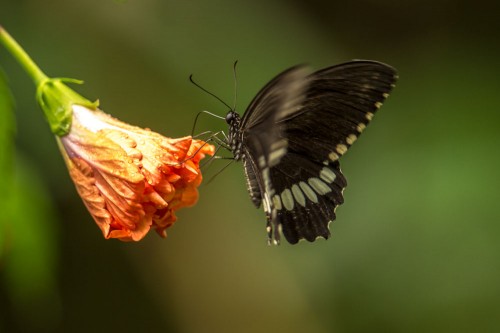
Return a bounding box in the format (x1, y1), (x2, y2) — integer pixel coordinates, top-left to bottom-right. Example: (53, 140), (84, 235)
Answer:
(225, 110), (239, 125)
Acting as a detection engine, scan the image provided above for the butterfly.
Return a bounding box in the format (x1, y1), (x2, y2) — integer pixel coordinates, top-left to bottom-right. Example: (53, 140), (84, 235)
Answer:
(223, 60), (398, 245)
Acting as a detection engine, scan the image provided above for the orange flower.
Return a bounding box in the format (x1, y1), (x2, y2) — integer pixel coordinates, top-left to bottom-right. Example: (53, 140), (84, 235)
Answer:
(58, 105), (214, 241)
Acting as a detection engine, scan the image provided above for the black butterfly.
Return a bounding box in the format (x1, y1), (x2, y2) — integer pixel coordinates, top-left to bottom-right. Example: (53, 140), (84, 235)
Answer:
(223, 60), (397, 245)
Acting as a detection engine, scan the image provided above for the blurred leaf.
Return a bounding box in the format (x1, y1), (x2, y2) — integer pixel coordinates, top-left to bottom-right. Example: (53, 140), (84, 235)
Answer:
(0, 70), (61, 331)
(2, 155), (61, 332)
(0, 67), (15, 264)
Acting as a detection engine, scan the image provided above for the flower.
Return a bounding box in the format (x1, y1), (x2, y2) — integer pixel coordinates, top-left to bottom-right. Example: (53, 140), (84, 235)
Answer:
(0, 26), (215, 241)
(58, 105), (214, 241)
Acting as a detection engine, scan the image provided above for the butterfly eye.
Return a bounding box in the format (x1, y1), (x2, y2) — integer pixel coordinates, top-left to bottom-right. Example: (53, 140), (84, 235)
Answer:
(225, 111), (235, 124)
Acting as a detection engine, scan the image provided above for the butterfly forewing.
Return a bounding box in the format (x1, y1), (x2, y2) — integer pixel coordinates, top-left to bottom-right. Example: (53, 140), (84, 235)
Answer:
(241, 65), (310, 130)
(281, 61), (398, 165)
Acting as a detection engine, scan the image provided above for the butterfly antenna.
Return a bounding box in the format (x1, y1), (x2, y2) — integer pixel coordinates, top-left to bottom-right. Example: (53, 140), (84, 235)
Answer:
(232, 60), (238, 111)
(189, 74), (232, 110)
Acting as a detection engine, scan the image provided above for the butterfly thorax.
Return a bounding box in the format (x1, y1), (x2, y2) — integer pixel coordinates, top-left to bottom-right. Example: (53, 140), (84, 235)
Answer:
(225, 110), (243, 160)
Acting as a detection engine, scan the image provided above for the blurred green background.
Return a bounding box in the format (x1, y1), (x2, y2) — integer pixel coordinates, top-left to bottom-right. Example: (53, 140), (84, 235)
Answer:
(1, 0), (500, 332)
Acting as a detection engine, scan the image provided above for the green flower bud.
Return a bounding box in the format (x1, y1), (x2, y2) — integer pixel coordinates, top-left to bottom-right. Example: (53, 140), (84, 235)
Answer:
(36, 78), (98, 136)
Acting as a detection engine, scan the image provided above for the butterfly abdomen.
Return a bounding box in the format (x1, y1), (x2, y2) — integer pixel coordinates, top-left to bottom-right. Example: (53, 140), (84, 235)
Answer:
(242, 155), (262, 207)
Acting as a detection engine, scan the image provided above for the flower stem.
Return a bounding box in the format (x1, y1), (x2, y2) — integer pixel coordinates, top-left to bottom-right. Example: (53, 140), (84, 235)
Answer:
(0, 25), (48, 85)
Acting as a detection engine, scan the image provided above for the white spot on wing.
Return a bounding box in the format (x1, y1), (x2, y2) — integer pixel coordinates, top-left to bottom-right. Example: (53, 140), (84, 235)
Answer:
(336, 144), (348, 155)
(329, 152), (339, 161)
(281, 189), (294, 211)
(308, 177), (331, 195)
(366, 112), (374, 121)
(291, 184), (306, 207)
(320, 167), (336, 183)
(258, 156), (266, 168)
(375, 101), (383, 109)
(268, 147), (287, 166)
(356, 123), (366, 132)
(346, 134), (357, 145)
(299, 181), (318, 203)
(262, 167), (272, 195)
(273, 194), (282, 210)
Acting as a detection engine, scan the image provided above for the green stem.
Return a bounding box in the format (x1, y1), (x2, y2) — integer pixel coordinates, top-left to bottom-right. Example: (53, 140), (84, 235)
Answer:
(0, 25), (48, 85)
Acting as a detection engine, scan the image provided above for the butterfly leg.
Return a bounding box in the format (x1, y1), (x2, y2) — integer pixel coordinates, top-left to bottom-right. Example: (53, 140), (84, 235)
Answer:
(265, 212), (281, 245)
(264, 194), (280, 245)
(266, 217), (273, 246)
(272, 210), (281, 245)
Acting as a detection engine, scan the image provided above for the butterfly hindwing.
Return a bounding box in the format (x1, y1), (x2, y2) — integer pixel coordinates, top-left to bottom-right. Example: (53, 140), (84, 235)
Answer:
(270, 153), (347, 244)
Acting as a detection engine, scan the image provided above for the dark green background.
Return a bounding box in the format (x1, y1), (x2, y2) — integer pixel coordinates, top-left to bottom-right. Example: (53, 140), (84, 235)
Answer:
(1, 0), (500, 332)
